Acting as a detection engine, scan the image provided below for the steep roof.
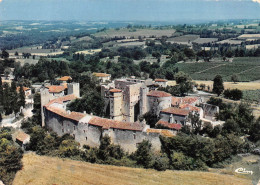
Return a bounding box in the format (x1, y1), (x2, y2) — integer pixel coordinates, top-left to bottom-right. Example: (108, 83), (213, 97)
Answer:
(156, 120), (182, 130)
(155, 79), (168, 82)
(93, 72), (111, 77)
(161, 107), (189, 116)
(88, 117), (144, 131)
(47, 85), (66, 93)
(147, 90), (171, 98)
(58, 76), (72, 81)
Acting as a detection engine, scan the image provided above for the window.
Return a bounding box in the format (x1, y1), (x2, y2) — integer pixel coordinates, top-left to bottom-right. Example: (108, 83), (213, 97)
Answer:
(133, 133), (136, 139)
(73, 134), (75, 139)
(86, 137), (88, 141)
(74, 126), (76, 130)
(83, 130), (85, 133)
(62, 129), (64, 133)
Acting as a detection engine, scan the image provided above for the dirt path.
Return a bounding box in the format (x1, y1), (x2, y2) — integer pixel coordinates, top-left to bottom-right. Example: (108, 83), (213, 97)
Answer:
(195, 64), (227, 74)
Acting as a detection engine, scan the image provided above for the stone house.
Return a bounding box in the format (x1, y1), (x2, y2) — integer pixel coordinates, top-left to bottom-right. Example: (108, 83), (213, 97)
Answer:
(93, 73), (111, 83)
(159, 107), (189, 125)
(154, 79), (168, 87)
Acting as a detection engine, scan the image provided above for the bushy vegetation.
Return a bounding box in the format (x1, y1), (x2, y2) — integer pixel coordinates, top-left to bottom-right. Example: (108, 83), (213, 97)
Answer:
(0, 128), (23, 185)
(223, 89), (243, 100)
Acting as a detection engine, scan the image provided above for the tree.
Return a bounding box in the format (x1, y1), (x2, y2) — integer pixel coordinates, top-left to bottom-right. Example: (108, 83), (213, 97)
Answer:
(249, 118), (260, 142)
(1, 50), (9, 59)
(18, 84), (25, 108)
(231, 74), (239, 84)
(174, 72), (193, 96)
(213, 75), (224, 96)
(134, 140), (153, 168)
(189, 112), (202, 134)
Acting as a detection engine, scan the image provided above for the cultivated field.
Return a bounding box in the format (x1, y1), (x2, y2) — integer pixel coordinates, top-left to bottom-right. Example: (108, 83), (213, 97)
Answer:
(13, 153), (251, 185)
(175, 57), (260, 82)
(168, 80), (260, 91)
(94, 28), (175, 38)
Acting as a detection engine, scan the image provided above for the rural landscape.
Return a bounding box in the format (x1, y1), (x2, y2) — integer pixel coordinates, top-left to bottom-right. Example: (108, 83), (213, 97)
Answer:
(1, 0), (260, 185)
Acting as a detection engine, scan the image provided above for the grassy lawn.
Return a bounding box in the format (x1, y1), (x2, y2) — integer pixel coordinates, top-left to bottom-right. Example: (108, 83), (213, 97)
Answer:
(13, 153), (251, 185)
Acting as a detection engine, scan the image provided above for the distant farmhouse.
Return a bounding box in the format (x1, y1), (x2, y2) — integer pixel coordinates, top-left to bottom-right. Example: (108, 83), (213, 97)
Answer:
(41, 76), (220, 152)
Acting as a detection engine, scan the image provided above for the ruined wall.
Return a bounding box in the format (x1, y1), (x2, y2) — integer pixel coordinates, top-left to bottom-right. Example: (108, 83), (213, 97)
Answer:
(160, 112), (187, 125)
(147, 96), (172, 115)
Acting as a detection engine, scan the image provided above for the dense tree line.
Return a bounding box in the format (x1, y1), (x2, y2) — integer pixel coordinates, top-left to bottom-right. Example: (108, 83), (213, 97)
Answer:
(14, 58), (70, 82)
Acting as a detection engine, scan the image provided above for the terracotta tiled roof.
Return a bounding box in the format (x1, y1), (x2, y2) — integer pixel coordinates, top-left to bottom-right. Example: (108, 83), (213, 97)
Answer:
(88, 117), (144, 131)
(171, 96), (182, 106)
(147, 90), (171, 98)
(109, 88), (122, 93)
(16, 131), (30, 142)
(156, 120), (182, 130)
(58, 76), (72, 81)
(45, 94), (76, 107)
(146, 129), (175, 137)
(47, 85), (66, 93)
(46, 106), (85, 122)
(16, 86), (30, 92)
(182, 97), (199, 105)
(93, 73), (111, 77)
(161, 107), (189, 116)
(179, 104), (201, 112)
(155, 79), (168, 82)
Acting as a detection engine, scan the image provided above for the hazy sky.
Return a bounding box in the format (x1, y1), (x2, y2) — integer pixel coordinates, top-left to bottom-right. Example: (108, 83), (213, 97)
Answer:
(0, 0), (260, 22)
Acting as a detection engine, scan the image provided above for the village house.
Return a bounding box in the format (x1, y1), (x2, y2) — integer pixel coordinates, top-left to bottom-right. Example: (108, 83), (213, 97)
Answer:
(15, 131), (30, 149)
(159, 107), (189, 125)
(58, 76), (72, 84)
(16, 86), (31, 97)
(154, 79), (168, 87)
(93, 72), (111, 83)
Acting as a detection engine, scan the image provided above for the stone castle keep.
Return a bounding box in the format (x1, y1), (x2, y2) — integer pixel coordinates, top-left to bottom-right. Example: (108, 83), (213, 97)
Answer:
(41, 77), (219, 153)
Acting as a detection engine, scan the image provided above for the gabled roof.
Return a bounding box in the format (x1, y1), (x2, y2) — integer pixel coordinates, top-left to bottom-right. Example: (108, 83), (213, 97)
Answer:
(88, 117), (144, 131)
(155, 79), (168, 82)
(93, 72), (111, 77)
(156, 120), (182, 130)
(161, 107), (189, 116)
(58, 76), (72, 81)
(47, 85), (66, 93)
(147, 90), (171, 98)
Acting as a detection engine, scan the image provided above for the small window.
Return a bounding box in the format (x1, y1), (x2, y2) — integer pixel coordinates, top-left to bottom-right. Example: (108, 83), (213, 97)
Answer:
(133, 134), (136, 140)
(85, 137), (88, 141)
(74, 126), (76, 130)
(73, 134), (75, 139)
(62, 129), (64, 133)
(83, 130), (85, 133)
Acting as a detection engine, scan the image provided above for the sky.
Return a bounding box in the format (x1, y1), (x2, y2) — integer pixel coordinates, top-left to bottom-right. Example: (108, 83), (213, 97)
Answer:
(0, 0), (260, 22)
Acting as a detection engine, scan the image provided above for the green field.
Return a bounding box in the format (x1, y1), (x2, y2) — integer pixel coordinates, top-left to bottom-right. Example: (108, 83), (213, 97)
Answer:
(175, 57), (260, 82)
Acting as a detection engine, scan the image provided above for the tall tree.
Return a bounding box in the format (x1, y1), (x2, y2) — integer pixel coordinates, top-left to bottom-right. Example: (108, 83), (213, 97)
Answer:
(213, 75), (224, 96)
(18, 84), (25, 109)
